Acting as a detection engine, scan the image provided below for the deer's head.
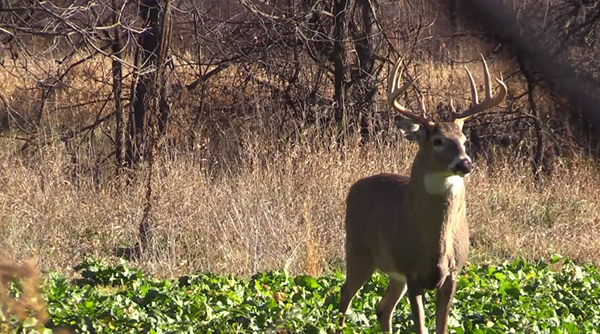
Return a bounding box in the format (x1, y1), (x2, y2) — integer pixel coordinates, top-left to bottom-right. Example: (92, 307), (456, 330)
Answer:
(389, 55), (507, 178)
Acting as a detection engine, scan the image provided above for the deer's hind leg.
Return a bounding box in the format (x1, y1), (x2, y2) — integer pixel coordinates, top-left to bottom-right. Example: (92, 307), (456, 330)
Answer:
(339, 252), (375, 327)
(376, 274), (408, 332)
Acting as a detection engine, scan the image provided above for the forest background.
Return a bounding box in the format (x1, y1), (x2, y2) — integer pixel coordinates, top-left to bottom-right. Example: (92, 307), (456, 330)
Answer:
(1, 0), (600, 280)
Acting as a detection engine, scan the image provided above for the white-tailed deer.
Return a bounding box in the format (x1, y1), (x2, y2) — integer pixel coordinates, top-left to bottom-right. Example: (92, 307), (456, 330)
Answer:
(339, 55), (507, 334)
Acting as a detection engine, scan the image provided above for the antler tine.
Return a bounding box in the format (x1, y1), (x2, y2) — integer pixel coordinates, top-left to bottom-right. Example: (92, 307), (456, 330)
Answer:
(450, 98), (456, 113)
(387, 58), (433, 128)
(419, 95), (427, 117)
(481, 53), (494, 102)
(452, 54), (508, 121)
(464, 66), (478, 105)
(387, 58), (411, 112)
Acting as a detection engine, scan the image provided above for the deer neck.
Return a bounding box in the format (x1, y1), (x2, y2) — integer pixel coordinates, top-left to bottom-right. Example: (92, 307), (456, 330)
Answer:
(407, 172), (466, 230)
(407, 165), (467, 265)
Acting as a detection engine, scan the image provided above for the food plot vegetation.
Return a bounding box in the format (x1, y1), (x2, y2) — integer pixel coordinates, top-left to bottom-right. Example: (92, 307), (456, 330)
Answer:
(4, 256), (600, 333)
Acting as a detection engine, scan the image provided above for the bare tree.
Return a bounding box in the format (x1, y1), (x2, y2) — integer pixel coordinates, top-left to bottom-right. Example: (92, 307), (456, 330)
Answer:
(126, 0), (172, 168)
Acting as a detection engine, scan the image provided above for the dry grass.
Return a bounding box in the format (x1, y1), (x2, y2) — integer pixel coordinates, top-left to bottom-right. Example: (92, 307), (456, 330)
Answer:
(468, 157), (600, 264)
(1, 55), (599, 280)
(0, 131), (599, 280)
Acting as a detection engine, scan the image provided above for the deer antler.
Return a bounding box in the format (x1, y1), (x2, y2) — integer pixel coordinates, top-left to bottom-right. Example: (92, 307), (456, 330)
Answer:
(451, 54), (507, 122)
(388, 58), (435, 129)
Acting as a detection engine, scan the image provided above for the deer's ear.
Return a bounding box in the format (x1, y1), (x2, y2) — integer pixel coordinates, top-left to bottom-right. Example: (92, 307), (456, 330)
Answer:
(396, 117), (426, 142)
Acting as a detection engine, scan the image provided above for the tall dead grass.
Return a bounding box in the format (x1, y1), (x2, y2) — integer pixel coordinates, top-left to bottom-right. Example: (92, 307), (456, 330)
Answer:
(1, 55), (599, 279)
(0, 129), (599, 279)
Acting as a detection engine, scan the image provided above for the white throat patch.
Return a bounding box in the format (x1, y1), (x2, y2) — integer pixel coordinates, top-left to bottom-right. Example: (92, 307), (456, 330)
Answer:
(424, 174), (464, 195)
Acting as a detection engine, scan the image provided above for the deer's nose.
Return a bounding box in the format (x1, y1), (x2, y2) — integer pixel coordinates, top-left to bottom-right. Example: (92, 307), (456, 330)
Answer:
(452, 158), (473, 176)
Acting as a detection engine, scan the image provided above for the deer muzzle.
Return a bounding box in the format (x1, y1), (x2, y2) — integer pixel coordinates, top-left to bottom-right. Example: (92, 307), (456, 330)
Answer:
(451, 158), (473, 176)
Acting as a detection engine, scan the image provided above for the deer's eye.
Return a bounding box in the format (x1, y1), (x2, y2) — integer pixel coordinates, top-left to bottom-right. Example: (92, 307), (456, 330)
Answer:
(432, 138), (444, 147)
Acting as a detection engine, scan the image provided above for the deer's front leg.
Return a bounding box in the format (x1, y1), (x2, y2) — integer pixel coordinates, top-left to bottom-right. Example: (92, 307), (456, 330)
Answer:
(435, 274), (457, 334)
(407, 279), (428, 334)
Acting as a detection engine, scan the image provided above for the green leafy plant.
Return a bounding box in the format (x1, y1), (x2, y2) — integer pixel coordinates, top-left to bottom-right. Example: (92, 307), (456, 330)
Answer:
(36, 256), (600, 333)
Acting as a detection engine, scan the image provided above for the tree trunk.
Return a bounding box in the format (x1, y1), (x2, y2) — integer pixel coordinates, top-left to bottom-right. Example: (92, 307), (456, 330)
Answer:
(127, 0), (172, 255)
(112, 0), (124, 175)
(352, 0), (380, 140)
(517, 54), (545, 182)
(332, 0), (349, 125)
(125, 0), (164, 168)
